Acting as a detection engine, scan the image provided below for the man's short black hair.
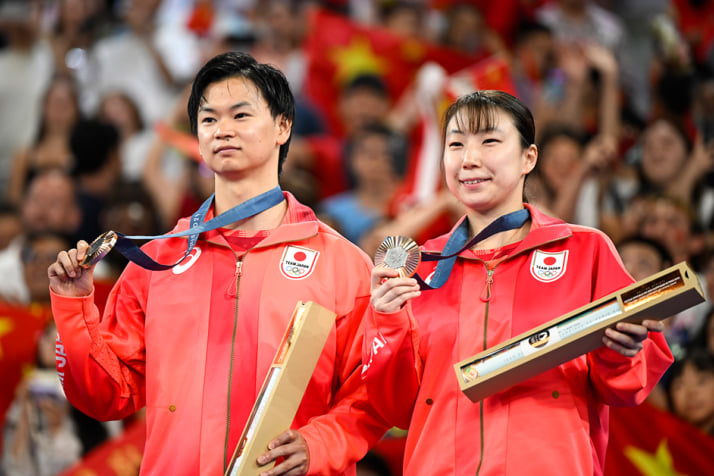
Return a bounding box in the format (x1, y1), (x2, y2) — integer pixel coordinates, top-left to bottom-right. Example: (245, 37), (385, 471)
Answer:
(187, 51), (296, 175)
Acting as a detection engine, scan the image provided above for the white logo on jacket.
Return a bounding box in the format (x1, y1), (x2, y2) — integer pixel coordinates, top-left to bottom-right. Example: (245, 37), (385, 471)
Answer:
(172, 247), (202, 274)
(280, 245), (319, 280)
(530, 250), (568, 282)
(362, 334), (387, 374)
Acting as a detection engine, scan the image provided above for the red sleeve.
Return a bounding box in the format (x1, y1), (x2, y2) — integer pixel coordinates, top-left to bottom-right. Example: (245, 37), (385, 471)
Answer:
(588, 332), (673, 407)
(52, 264), (149, 421)
(300, 294), (391, 475)
(585, 232), (674, 405)
(360, 302), (422, 430)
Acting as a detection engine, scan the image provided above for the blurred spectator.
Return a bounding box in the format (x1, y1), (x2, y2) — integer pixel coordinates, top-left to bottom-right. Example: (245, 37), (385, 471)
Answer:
(2, 322), (82, 476)
(0, 231), (71, 305)
(0, 169), (81, 303)
(436, 2), (508, 58)
(665, 348), (714, 437)
(250, 0), (307, 95)
(287, 73), (394, 200)
(638, 194), (704, 269)
(19, 168), (81, 239)
(69, 118), (121, 242)
(318, 123), (408, 245)
(688, 308), (714, 357)
(86, 0), (192, 124)
(141, 87), (213, 230)
(603, 116), (714, 240)
(97, 90), (153, 182)
(617, 235), (672, 282)
(376, 0), (427, 39)
(529, 125), (616, 227)
(0, 0), (54, 197)
(0, 201), (23, 251)
(6, 74), (81, 205)
(94, 180), (162, 281)
(535, 0), (624, 53)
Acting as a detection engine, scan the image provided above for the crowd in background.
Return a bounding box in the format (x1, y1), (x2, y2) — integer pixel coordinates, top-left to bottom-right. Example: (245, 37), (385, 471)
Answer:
(0, 0), (713, 475)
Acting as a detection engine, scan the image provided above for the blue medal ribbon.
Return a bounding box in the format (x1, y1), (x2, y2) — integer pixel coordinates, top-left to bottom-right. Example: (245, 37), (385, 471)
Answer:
(415, 208), (530, 290)
(108, 186), (284, 271)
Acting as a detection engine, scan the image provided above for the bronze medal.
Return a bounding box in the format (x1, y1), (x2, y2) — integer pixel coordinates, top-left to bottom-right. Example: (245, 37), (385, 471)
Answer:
(374, 235), (421, 277)
(80, 231), (117, 268)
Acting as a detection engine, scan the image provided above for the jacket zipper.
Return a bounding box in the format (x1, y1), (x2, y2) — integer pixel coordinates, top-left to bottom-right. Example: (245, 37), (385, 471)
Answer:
(476, 265), (494, 476)
(224, 258), (243, 472)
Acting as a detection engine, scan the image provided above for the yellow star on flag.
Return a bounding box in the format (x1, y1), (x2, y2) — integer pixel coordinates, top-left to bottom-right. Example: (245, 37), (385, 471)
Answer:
(0, 317), (15, 359)
(625, 440), (687, 476)
(328, 36), (390, 86)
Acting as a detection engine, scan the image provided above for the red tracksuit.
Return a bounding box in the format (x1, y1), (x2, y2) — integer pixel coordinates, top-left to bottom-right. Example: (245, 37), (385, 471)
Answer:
(362, 204), (673, 476)
(52, 192), (389, 475)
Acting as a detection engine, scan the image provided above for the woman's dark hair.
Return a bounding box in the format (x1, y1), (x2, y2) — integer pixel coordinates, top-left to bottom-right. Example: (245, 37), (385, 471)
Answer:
(441, 90), (536, 200)
(34, 74), (81, 144)
(441, 90), (536, 150)
(665, 347), (714, 410)
(187, 51), (296, 175)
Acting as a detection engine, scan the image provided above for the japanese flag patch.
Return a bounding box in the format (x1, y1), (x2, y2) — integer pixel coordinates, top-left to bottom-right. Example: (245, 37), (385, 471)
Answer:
(280, 245), (320, 280)
(530, 250), (568, 283)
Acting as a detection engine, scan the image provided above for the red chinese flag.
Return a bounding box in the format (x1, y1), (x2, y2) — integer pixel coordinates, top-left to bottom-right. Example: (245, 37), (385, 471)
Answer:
(0, 302), (53, 447)
(445, 55), (517, 100)
(303, 8), (479, 137)
(605, 402), (714, 475)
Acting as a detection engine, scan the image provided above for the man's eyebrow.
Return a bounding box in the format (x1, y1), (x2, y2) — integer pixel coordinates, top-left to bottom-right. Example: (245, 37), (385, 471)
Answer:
(198, 100), (252, 113)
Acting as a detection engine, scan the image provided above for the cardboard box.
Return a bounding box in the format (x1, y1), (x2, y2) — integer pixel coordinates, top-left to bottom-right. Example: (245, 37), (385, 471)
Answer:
(225, 301), (335, 475)
(454, 262), (704, 402)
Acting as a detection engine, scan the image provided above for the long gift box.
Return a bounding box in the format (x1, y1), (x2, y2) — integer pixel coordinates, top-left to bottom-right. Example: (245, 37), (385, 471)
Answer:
(454, 262), (704, 402)
(225, 301), (335, 475)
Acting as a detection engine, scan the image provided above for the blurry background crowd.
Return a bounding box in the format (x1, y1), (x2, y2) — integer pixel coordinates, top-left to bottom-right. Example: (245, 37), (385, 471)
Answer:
(0, 0), (713, 475)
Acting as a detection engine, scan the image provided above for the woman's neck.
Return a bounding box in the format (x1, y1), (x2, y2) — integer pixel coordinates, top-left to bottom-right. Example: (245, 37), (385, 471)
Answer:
(466, 206), (530, 251)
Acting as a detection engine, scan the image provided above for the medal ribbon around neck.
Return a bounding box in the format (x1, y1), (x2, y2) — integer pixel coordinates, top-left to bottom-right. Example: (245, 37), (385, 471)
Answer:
(81, 186), (285, 271)
(375, 208), (530, 290)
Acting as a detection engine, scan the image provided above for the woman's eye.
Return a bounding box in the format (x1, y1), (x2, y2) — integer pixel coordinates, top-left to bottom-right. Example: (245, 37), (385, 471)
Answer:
(483, 138), (499, 144)
(235, 112), (248, 119)
(201, 117), (215, 124)
(449, 141), (463, 148)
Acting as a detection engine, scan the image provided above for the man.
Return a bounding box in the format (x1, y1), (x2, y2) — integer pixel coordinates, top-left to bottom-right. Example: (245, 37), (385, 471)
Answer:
(48, 52), (388, 475)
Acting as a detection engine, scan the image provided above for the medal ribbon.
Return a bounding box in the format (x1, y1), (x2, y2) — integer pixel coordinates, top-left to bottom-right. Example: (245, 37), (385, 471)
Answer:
(415, 208), (530, 290)
(111, 186), (284, 271)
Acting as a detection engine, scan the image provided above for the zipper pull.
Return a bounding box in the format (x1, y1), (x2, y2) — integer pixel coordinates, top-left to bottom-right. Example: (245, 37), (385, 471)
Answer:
(225, 260), (243, 298)
(480, 268), (494, 302)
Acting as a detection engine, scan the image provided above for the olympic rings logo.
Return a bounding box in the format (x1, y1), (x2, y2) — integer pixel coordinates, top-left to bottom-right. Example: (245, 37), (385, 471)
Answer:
(537, 269), (559, 278)
(284, 265), (306, 276)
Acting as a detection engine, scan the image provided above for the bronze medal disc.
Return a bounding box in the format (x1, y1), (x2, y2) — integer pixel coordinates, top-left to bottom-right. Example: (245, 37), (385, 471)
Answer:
(80, 231), (118, 268)
(374, 236), (421, 277)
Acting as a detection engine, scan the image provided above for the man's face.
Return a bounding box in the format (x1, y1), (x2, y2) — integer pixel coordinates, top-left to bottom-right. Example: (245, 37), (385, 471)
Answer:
(196, 76), (291, 184)
(21, 172), (79, 235)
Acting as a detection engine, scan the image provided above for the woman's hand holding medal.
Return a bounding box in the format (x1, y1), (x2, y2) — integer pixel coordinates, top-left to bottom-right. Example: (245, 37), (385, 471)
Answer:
(371, 236), (422, 313)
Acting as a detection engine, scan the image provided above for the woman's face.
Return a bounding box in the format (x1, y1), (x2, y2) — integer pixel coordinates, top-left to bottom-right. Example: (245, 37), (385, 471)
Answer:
(43, 79), (79, 129)
(641, 120), (688, 187)
(442, 109), (536, 218)
(539, 136), (581, 191)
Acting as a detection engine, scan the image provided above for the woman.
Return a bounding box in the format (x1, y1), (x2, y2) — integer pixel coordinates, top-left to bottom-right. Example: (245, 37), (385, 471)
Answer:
(362, 90), (673, 476)
(6, 74), (81, 205)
